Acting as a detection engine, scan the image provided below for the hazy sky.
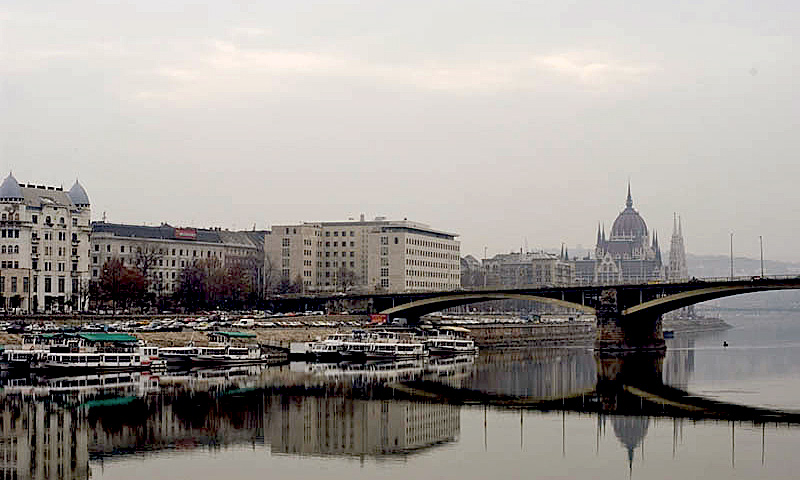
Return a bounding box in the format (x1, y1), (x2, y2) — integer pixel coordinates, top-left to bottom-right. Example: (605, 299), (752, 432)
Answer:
(2, 1), (798, 261)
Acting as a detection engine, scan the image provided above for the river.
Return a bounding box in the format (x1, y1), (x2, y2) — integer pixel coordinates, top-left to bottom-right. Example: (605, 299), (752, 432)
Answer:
(2, 310), (800, 479)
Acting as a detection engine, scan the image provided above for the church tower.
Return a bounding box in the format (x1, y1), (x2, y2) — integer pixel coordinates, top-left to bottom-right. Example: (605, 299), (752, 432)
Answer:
(667, 213), (688, 282)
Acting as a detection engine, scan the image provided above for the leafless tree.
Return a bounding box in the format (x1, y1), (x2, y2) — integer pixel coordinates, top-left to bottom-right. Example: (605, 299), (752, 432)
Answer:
(134, 243), (164, 288)
(336, 265), (359, 293)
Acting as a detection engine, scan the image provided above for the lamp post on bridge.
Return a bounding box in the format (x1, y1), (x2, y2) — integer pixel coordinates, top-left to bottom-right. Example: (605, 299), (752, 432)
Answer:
(730, 232), (734, 280)
(760, 236), (765, 277)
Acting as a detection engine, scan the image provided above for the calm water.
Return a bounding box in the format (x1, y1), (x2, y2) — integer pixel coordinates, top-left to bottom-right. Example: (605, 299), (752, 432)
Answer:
(3, 311), (800, 480)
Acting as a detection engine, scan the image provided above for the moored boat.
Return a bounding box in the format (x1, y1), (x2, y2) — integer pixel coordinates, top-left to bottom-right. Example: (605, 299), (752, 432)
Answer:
(37, 333), (157, 373)
(423, 327), (478, 355)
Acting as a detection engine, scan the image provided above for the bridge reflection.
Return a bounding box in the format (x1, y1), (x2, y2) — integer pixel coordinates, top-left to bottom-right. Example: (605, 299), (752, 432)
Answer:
(0, 334), (794, 479)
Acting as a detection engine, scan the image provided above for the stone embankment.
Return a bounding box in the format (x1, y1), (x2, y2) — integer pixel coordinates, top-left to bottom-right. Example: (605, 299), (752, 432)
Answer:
(0, 315), (732, 349)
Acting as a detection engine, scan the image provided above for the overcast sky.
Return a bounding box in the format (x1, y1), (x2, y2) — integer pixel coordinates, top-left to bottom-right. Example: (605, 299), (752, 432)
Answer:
(1, 1), (798, 262)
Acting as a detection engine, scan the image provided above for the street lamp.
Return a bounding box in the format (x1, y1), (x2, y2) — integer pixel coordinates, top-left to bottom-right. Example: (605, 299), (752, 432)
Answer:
(730, 232), (734, 280)
(759, 236), (765, 277)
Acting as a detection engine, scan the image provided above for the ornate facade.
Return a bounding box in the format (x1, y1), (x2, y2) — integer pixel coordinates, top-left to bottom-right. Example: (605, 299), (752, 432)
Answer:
(573, 185), (664, 285)
(0, 172), (92, 313)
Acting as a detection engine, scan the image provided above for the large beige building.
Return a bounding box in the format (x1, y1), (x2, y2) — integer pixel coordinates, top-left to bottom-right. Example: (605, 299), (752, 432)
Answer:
(90, 222), (265, 296)
(484, 251), (574, 287)
(0, 173), (92, 313)
(265, 216), (460, 293)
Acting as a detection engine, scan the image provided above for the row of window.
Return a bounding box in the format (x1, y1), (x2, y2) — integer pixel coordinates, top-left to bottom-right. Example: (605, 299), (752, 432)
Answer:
(406, 237), (458, 251)
(1, 230), (20, 238)
(93, 243), (223, 259)
(0, 276), (28, 293)
(5, 276), (73, 294)
(406, 248), (459, 261)
(0, 246), (20, 254)
(406, 259), (458, 270)
(405, 280), (457, 289)
(405, 270), (457, 279)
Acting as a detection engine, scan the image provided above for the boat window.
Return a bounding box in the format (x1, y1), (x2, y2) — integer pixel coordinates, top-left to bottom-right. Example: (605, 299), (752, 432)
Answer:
(106, 356), (117, 363)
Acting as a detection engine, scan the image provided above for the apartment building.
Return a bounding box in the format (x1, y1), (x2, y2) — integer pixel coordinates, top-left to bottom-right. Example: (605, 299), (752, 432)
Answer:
(484, 251), (574, 287)
(0, 173), (92, 313)
(90, 222), (265, 295)
(265, 216), (460, 293)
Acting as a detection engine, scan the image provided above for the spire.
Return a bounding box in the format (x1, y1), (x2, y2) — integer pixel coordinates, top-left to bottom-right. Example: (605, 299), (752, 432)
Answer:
(678, 215), (682, 236)
(564, 247), (569, 261)
(626, 181), (633, 208)
(673, 212), (678, 234)
(597, 223), (602, 245)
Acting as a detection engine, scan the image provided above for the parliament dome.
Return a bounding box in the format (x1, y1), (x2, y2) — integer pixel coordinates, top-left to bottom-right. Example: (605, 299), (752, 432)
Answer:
(610, 185), (647, 239)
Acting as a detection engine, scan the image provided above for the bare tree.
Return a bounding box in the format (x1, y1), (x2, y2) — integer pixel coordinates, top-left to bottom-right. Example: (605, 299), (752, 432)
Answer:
(263, 255), (278, 295)
(336, 265), (359, 293)
(134, 243), (164, 287)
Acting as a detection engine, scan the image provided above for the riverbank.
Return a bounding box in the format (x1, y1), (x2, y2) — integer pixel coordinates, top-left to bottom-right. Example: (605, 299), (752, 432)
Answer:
(0, 315), (732, 350)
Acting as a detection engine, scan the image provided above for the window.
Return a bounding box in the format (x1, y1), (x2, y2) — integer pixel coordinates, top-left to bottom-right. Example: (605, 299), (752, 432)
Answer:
(381, 236), (388, 245)
(46, 216), (51, 224)
(44, 277), (51, 293)
(92, 269), (98, 277)
(58, 277), (65, 293)
(381, 278), (389, 288)
(32, 215), (38, 224)
(22, 277), (28, 293)
(10, 277), (16, 293)
(394, 237), (399, 244)
(106, 245), (110, 252)
(381, 268), (389, 277)
(120, 245), (125, 253)
(94, 244), (99, 251)
(72, 218), (77, 226)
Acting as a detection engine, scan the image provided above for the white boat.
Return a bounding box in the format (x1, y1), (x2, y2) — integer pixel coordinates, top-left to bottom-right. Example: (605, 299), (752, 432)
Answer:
(309, 332), (362, 361)
(159, 345), (199, 364)
(424, 327), (478, 355)
(38, 333), (158, 372)
(190, 332), (267, 366)
(2, 333), (67, 369)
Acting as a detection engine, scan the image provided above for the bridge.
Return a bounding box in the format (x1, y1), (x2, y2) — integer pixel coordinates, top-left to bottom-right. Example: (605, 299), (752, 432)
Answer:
(268, 275), (800, 351)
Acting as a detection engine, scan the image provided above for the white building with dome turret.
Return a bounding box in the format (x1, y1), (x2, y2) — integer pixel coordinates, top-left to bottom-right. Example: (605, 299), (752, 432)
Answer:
(0, 172), (92, 313)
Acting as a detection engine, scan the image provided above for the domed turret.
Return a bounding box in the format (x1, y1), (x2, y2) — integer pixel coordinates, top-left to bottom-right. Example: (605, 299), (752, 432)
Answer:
(610, 184), (647, 240)
(68, 179), (90, 207)
(0, 172), (23, 201)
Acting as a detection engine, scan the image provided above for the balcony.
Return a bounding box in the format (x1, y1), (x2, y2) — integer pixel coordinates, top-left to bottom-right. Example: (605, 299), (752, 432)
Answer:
(31, 237), (40, 244)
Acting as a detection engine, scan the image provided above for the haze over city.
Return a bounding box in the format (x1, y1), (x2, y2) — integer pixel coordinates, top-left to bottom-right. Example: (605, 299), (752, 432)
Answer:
(2, 1), (797, 260)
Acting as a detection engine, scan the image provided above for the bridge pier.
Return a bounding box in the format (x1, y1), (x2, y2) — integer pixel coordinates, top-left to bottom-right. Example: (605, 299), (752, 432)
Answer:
(594, 289), (666, 351)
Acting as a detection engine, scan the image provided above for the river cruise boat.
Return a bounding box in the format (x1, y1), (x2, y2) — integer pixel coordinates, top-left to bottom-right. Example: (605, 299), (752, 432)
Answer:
(38, 333), (159, 372)
(190, 332), (265, 366)
(309, 332), (362, 361)
(2, 333), (69, 369)
(423, 327), (478, 355)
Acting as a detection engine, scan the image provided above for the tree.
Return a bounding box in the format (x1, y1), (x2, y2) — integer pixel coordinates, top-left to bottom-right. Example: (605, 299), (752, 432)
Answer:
(134, 243), (164, 292)
(96, 258), (146, 312)
(336, 265), (359, 293)
(263, 255), (278, 295)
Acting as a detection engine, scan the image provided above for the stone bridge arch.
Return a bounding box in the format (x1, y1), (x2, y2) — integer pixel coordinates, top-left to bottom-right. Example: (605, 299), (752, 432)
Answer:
(380, 292), (595, 320)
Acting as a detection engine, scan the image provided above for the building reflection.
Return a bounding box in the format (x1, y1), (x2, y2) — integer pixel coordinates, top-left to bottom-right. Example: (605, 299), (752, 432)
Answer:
(0, 361), (465, 478)
(267, 396), (459, 456)
(0, 398), (89, 480)
(467, 348), (597, 399)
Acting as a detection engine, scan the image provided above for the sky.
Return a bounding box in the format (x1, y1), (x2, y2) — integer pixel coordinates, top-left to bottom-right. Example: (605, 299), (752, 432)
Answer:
(1, 1), (798, 261)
